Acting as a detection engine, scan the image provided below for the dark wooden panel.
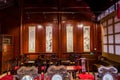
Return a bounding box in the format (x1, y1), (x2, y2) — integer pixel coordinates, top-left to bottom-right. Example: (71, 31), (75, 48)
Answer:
(0, 35), (13, 74)
(22, 19), (98, 60)
(0, 5), (101, 61)
(1, 6), (20, 58)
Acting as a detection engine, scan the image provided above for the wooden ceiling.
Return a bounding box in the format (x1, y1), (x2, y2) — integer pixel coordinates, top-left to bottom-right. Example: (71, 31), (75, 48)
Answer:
(0, 0), (119, 21)
(85, 0), (119, 15)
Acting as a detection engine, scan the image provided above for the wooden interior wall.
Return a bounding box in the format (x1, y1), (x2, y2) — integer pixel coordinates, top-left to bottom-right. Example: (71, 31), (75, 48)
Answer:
(96, 24), (102, 56)
(21, 13), (99, 60)
(0, 5), (102, 61)
(0, 6), (20, 59)
(0, 6), (20, 73)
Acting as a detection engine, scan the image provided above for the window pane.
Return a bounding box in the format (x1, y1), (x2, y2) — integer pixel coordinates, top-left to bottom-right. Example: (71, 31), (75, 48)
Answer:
(103, 22), (106, 27)
(114, 15), (120, 23)
(104, 28), (107, 35)
(105, 10), (109, 16)
(108, 18), (113, 25)
(109, 5), (115, 13)
(115, 34), (120, 44)
(115, 46), (120, 55)
(108, 35), (113, 44)
(115, 23), (120, 33)
(101, 13), (104, 19)
(103, 36), (107, 44)
(103, 45), (107, 53)
(109, 45), (114, 54)
(108, 26), (113, 34)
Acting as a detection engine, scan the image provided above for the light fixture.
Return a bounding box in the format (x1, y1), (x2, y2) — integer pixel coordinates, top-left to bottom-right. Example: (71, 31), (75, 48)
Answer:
(78, 24), (83, 28)
(37, 25), (43, 29)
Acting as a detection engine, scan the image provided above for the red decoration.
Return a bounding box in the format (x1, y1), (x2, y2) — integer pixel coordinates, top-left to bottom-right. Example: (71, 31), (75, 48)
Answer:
(73, 66), (82, 70)
(66, 66), (81, 70)
(78, 73), (94, 80)
(41, 66), (46, 70)
(0, 75), (13, 80)
(34, 76), (39, 80)
(117, 3), (120, 19)
(14, 66), (19, 70)
(41, 73), (44, 80)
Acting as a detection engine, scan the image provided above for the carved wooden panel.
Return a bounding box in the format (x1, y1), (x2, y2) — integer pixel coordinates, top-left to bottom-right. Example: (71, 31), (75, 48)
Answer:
(98, 66), (118, 80)
(0, 35), (13, 74)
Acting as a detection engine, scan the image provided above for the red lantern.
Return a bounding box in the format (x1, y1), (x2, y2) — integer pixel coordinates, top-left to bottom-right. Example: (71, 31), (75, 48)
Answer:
(117, 3), (120, 19)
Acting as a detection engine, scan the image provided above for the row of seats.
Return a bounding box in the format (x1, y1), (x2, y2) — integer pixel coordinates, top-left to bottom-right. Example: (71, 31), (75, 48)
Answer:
(93, 56), (120, 72)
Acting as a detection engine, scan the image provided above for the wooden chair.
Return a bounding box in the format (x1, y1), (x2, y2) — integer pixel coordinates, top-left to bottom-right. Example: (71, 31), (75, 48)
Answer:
(98, 66), (118, 80)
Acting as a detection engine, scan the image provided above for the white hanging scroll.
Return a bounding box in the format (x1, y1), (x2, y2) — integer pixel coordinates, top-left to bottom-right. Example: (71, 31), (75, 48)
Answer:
(46, 25), (52, 52)
(66, 24), (73, 52)
(83, 26), (90, 52)
(29, 26), (36, 52)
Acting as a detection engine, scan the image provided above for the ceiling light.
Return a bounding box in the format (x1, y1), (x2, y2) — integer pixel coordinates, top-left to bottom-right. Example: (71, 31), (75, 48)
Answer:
(38, 25), (43, 29)
(78, 24), (83, 28)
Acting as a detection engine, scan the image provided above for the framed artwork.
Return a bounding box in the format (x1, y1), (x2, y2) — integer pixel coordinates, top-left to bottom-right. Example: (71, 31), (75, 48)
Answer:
(66, 24), (73, 52)
(83, 26), (90, 52)
(3, 37), (11, 44)
(2, 35), (12, 45)
(28, 26), (36, 52)
(46, 25), (52, 52)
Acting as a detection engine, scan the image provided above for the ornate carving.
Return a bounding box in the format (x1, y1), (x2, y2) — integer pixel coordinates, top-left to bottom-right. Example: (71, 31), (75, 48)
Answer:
(15, 66), (38, 79)
(46, 65), (70, 80)
(98, 66), (118, 80)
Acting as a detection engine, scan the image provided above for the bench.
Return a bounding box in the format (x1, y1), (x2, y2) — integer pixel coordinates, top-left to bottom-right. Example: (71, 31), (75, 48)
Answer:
(93, 56), (120, 72)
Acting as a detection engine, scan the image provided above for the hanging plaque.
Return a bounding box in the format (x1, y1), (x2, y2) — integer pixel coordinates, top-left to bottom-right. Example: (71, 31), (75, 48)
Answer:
(83, 26), (90, 52)
(28, 26), (36, 52)
(46, 25), (52, 52)
(66, 24), (73, 52)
